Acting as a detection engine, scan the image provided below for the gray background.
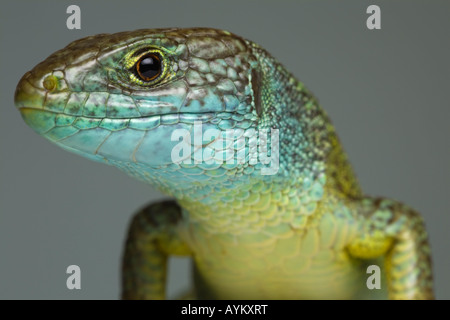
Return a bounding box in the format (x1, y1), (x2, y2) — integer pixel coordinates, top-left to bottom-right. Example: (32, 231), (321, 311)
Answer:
(1, 0), (449, 299)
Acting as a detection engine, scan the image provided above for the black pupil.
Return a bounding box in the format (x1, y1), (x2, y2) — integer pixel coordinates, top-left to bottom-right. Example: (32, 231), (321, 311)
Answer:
(137, 54), (161, 81)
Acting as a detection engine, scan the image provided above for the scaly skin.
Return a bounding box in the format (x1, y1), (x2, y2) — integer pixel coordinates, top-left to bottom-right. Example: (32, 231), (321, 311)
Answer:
(15, 28), (433, 299)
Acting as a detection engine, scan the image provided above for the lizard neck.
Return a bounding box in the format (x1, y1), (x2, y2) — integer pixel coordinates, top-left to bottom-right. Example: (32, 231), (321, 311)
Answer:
(250, 43), (362, 200)
(176, 171), (330, 235)
(173, 47), (361, 234)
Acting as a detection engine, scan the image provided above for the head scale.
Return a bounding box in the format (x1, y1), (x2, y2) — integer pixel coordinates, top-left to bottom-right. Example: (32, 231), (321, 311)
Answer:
(15, 28), (320, 198)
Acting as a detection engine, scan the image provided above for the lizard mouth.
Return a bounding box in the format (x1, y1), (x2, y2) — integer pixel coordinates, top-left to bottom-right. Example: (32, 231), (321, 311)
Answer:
(15, 74), (251, 137)
(18, 107), (255, 168)
(15, 70), (256, 167)
(18, 107), (228, 138)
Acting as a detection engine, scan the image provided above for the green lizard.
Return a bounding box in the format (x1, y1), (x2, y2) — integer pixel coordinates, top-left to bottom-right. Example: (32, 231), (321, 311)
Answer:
(15, 28), (433, 299)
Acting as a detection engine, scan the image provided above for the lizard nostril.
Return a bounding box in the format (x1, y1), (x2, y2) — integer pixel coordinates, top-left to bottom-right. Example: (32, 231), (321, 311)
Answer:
(42, 75), (58, 91)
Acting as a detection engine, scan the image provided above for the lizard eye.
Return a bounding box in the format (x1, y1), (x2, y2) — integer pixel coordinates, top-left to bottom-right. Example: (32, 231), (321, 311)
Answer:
(133, 53), (162, 82)
(123, 48), (171, 87)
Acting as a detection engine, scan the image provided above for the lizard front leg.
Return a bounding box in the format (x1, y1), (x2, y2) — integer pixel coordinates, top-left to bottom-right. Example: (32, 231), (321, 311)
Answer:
(347, 198), (434, 299)
(121, 200), (192, 300)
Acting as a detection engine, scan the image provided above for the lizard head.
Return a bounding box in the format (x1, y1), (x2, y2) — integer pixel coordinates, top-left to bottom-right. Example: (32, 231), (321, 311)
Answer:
(15, 28), (313, 196)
